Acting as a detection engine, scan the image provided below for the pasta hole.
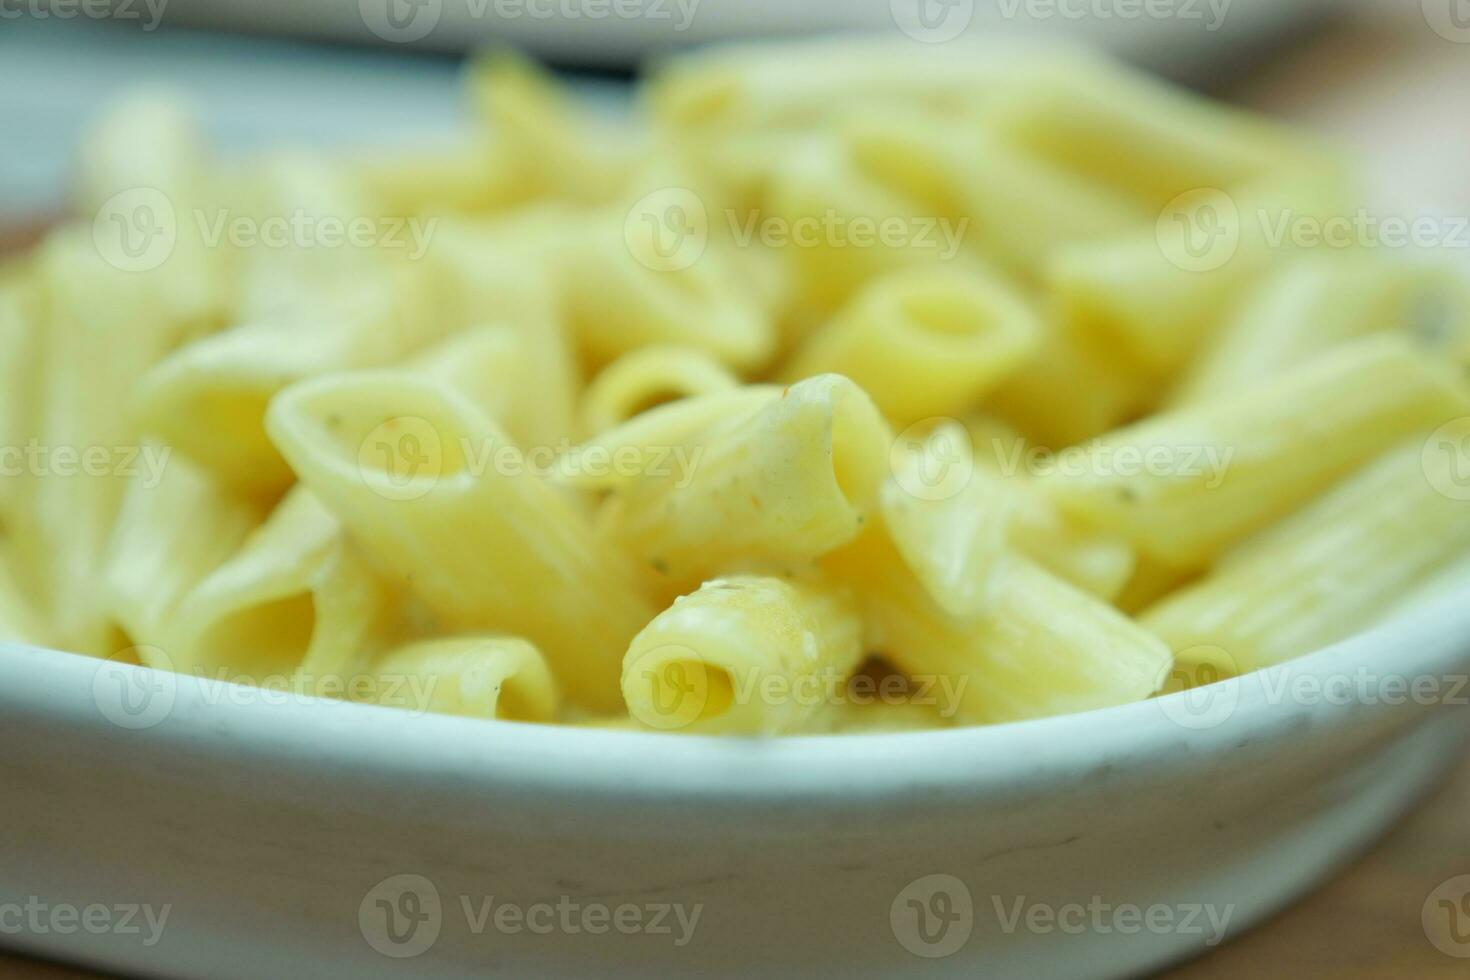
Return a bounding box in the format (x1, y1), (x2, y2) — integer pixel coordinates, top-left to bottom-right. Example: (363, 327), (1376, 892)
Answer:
(196, 592), (317, 682)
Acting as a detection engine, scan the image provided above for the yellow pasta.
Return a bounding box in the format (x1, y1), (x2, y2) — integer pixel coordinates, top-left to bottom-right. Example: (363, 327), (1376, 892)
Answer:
(4, 36), (1465, 736)
(169, 488), (398, 690)
(1141, 429), (1470, 673)
(1042, 334), (1470, 569)
(580, 345), (740, 437)
(825, 528), (1170, 725)
(781, 266), (1041, 427)
(266, 371), (656, 712)
(101, 450), (261, 650)
(621, 574), (863, 735)
(371, 635), (558, 722)
(132, 268), (443, 497)
(598, 374), (891, 587)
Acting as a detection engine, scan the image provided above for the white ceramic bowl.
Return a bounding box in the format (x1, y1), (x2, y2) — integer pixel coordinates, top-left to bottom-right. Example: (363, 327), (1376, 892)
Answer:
(3, 594), (1469, 979)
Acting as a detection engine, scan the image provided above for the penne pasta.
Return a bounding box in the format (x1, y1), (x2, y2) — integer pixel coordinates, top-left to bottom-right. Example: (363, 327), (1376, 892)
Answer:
(132, 268), (444, 498)
(1042, 334), (1470, 569)
(100, 450), (262, 650)
(598, 374), (891, 587)
(169, 488), (399, 690)
(1141, 430), (1470, 673)
(622, 574), (864, 734)
(825, 528), (1170, 725)
(371, 635), (558, 722)
(780, 267), (1041, 427)
(266, 371), (657, 712)
(580, 344), (740, 437)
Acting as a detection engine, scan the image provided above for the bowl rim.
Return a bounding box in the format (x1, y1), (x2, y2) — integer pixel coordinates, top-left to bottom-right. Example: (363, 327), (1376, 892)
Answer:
(4, 594), (1469, 805)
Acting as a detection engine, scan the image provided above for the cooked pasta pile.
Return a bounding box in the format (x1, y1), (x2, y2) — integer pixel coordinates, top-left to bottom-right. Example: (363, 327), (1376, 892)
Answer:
(2, 39), (1469, 734)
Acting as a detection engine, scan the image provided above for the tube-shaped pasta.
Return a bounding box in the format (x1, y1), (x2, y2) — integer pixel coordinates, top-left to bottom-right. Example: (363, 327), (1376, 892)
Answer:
(73, 93), (223, 324)
(419, 222), (579, 448)
(1141, 430), (1470, 673)
(101, 450), (261, 649)
(622, 574), (864, 735)
(781, 267), (1041, 426)
(988, 322), (1153, 448)
(580, 345), (740, 437)
(599, 374), (892, 587)
(132, 268), (445, 498)
(980, 56), (1333, 210)
(1042, 334), (1470, 569)
(169, 489), (399, 689)
(562, 211), (775, 371)
(1173, 254), (1460, 406)
(410, 325), (525, 441)
(10, 228), (192, 656)
(371, 636), (558, 722)
(0, 277), (39, 525)
(266, 372), (656, 712)
(558, 386), (780, 492)
(843, 116), (1146, 284)
(825, 528), (1170, 725)
(882, 424), (1011, 619)
(1050, 174), (1352, 375)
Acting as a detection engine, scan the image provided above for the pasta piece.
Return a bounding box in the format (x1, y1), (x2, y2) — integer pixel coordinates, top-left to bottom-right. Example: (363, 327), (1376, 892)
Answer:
(562, 210), (775, 371)
(371, 636), (557, 722)
(266, 372), (656, 712)
(9, 228), (194, 656)
(621, 574), (863, 735)
(169, 489), (399, 690)
(988, 321), (1153, 448)
(100, 451), (261, 649)
(468, 53), (635, 206)
(843, 115), (1146, 284)
(1141, 430), (1470, 673)
(825, 529), (1171, 725)
(580, 345), (740, 437)
(1042, 334), (1470, 569)
(882, 423), (1011, 619)
(132, 268), (445, 498)
(781, 267), (1041, 427)
(1174, 254), (1465, 405)
(0, 276), (40, 525)
(800, 699), (955, 735)
(1049, 174), (1352, 375)
(599, 374), (891, 587)
(348, 138), (521, 216)
(73, 93), (223, 323)
(558, 386), (780, 492)
(980, 55), (1334, 210)
(419, 220), (578, 448)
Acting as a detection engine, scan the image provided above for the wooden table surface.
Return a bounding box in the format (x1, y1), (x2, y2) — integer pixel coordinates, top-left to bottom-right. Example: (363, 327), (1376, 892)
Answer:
(4, 6), (1469, 978)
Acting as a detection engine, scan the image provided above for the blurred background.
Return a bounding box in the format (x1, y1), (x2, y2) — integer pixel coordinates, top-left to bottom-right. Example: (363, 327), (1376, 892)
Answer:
(3, 2), (1470, 977)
